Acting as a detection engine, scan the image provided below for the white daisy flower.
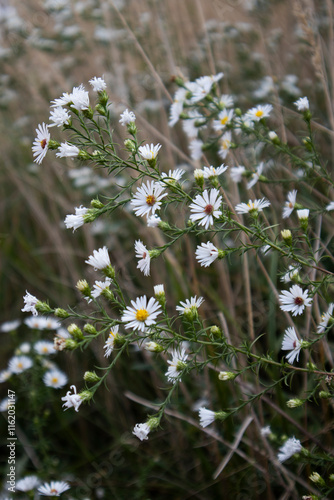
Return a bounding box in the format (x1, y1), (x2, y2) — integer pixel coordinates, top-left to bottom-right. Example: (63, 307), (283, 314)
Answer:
(70, 84), (90, 111)
(246, 104), (273, 122)
(187, 73), (223, 103)
(279, 284), (312, 316)
(135, 240), (151, 276)
(165, 348), (188, 383)
(213, 109), (234, 131)
(89, 76), (107, 92)
(235, 198), (271, 214)
(218, 131), (232, 160)
(230, 165), (246, 183)
(61, 385), (82, 412)
(297, 209), (309, 222)
(247, 162), (264, 189)
(131, 180), (167, 218)
(121, 295), (162, 332)
(169, 87), (188, 127)
(160, 168), (185, 185)
(85, 246), (111, 270)
(189, 139), (204, 161)
(203, 164), (228, 178)
(50, 91), (72, 107)
(32, 122), (50, 164)
(91, 278), (112, 299)
(138, 143), (161, 160)
(132, 422), (150, 441)
(119, 109), (136, 125)
(280, 265), (301, 283)
(198, 407), (216, 428)
(0, 369), (11, 383)
(56, 142), (80, 158)
(22, 291), (39, 316)
(24, 316), (48, 329)
(147, 214), (161, 227)
(281, 327), (303, 364)
(195, 242), (219, 267)
(16, 476), (40, 492)
(277, 437), (302, 462)
(189, 188), (222, 229)
(49, 106), (71, 127)
(282, 190), (297, 219)
(294, 97), (309, 111)
(182, 110), (206, 138)
(0, 319), (20, 332)
(103, 325), (120, 357)
(44, 317), (61, 330)
(8, 355), (33, 374)
(64, 205), (88, 231)
(34, 340), (56, 355)
(43, 369), (68, 389)
(38, 480), (71, 496)
(326, 201), (334, 211)
(176, 296), (204, 315)
(218, 94), (234, 108)
(15, 342), (31, 355)
(317, 303), (334, 333)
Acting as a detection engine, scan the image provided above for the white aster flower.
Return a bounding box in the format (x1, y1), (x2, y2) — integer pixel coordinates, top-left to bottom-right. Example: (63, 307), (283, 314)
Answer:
(282, 190), (297, 219)
(260, 426), (271, 437)
(198, 407), (216, 428)
(246, 104), (273, 122)
(297, 209), (309, 221)
(132, 422), (150, 441)
(326, 201), (334, 211)
(91, 278), (112, 298)
(154, 284), (164, 296)
(279, 284), (312, 316)
(189, 139), (203, 161)
(176, 296), (204, 315)
(169, 87), (188, 126)
(160, 168), (185, 185)
(294, 97), (309, 111)
(317, 303), (334, 333)
(89, 76), (107, 92)
(280, 265), (301, 283)
(22, 291), (39, 316)
(235, 198), (271, 215)
(0, 369), (11, 383)
(85, 246), (111, 270)
(213, 109), (234, 131)
(50, 91), (72, 107)
(281, 327), (303, 364)
(121, 295), (162, 332)
(64, 205), (88, 231)
(138, 143), (161, 160)
(61, 385), (82, 412)
(70, 84), (90, 111)
(187, 73), (223, 103)
(34, 340), (56, 355)
(56, 142), (80, 158)
(135, 240), (151, 276)
(16, 476), (40, 492)
(195, 242), (219, 267)
(24, 316), (48, 329)
(147, 214), (161, 227)
(203, 164), (228, 178)
(218, 94), (234, 108)
(8, 355), (33, 374)
(32, 122), (50, 164)
(182, 110), (206, 138)
(43, 369), (68, 389)
(165, 348), (188, 383)
(218, 131), (232, 160)
(277, 437), (302, 462)
(119, 108), (136, 125)
(38, 480), (71, 496)
(15, 342), (31, 355)
(0, 319), (20, 332)
(44, 317), (61, 330)
(247, 162), (264, 189)
(103, 325), (120, 357)
(230, 165), (246, 183)
(189, 188), (222, 229)
(49, 106), (71, 127)
(131, 180), (167, 218)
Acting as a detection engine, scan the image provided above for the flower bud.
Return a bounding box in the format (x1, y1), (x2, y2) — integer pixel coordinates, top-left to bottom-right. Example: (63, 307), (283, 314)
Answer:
(35, 301), (52, 314)
(218, 371), (236, 381)
(84, 371), (100, 383)
(90, 198), (104, 209)
(297, 209), (309, 231)
(76, 279), (91, 298)
(194, 169), (204, 189)
(145, 341), (164, 353)
(77, 150), (91, 161)
(54, 308), (70, 318)
(83, 324), (98, 335)
(210, 325), (222, 337)
(268, 131), (280, 145)
(281, 229), (292, 246)
(67, 323), (84, 341)
(309, 472), (326, 487)
(319, 391), (331, 399)
(124, 139), (137, 153)
(95, 104), (107, 116)
(79, 390), (93, 402)
(83, 107), (94, 120)
(286, 398), (304, 408)
(154, 284), (166, 307)
(97, 90), (109, 106)
(64, 338), (78, 350)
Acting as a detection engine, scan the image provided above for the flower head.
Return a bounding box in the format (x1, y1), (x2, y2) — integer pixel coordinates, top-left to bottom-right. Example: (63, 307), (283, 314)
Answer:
(176, 296), (204, 318)
(147, 214), (161, 227)
(0, 319), (20, 332)
(8, 355), (33, 374)
(89, 76), (107, 92)
(32, 122), (50, 164)
(49, 106), (71, 127)
(218, 131), (232, 160)
(246, 104), (273, 122)
(103, 325), (120, 357)
(121, 295), (162, 332)
(61, 385), (82, 412)
(230, 165), (246, 183)
(22, 291), (39, 316)
(64, 205), (88, 231)
(56, 142), (80, 158)
(294, 97), (309, 111)
(213, 109), (234, 131)
(189, 139), (203, 160)
(277, 437), (302, 462)
(34, 340), (56, 355)
(235, 198), (270, 215)
(43, 369), (68, 389)
(91, 278), (112, 299)
(280, 265), (301, 283)
(138, 143), (161, 160)
(160, 168), (185, 185)
(85, 246), (111, 270)
(70, 84), (90, 111)
(203, 164), (228, 179)
(38, 480), (71, 497)
(165, 348), (188, 383)
(135, 240), (151, 276)
(198, 407), (216, 428)
(16, 476), (40, 492)
(281, 327), (303, 364)
(247, 162), (264, 189)
(131, 180), (167, 218)
(317, 303), (334, 333)
(282, 190), (297, 219)
(119, 109), (136, 126)
(0, 369), (11, 383)
(132, 422), (151, 441)
(279, 284), (312, 316)
(195, 242), (219, 267)
(189, 189), (222, 229)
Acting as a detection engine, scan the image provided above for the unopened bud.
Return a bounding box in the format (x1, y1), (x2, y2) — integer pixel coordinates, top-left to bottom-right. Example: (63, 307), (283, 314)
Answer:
(54, 308), (70, 318)
(67, 323), (84, 341)
(90, 198), (104, 209)
(145, 341), (164, 353)
(35, 301), (52, 314)
(83, 324), (97, 335)
(319, 391), (331, 399)
(210, 325), (222, 337)
(218, 371), (236, 381)
(286, 398), (304, 408)
(84, 371), (100, 383)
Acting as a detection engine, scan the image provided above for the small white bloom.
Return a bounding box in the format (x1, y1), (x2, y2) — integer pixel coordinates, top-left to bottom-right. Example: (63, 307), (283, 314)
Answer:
(297, 209), (309, 221)
(32, 122), (50, 164)
(260, 426), (271, 437)
(213, 109), (234, 131)
(89, 76), (107, 92)
(235, 198), (271, 214)
(277, 437), (302, 462)
(24, 316), (48, 329)
(282, 190), (297, 219)
(147, 214), (161, 227)
(189, 139), (203, 161)
(189, 188), (222, 229)
(85, 246), (111, 270)
(38, 480), (71, 496)
(138, 143), (161, 160)
(154, 284), (164, 295)
(281, 327), (303, 364)
(280, 265), (301, 283)
(121, 295), (162, 332)
(119, 108), (136, 125)
(182, 110), (206, 138)
(43, 369), (68, 389)
(61, 384), (82, 412)
(279, 284), (312, 316)
(51, 91), (72, 107)
(218, 94), (234, 108)
(218, 131), (232, 160)
(294, 97), (309, 111)
(176, 296), (204, 315)
(246, 104), (273, 122)
(326, 201), (334, 211)
(230, 165), (246, 183)
(70, 84), (90, 111)
(195, 242), (219, 267)
(187, 73), (223, 103)
(103, 325), (120, 357)
(64, 205), (88, 231)
(44, 317), (61, 330)
(56, 142), (80, 158)
(169, 87), (188, 127)
(198, 407), (216, 428)
(268, 131), (278, 141)
(165, 348), (188, 383)
(49, 106), (71, 127)
(15, 342), (31, 355)
(16, 476), (40, 492)
(34, 340), (56, 355)
(203, 164), (228, 178)
(132, 422), (150, 441)
(8, 355), (33, 374)
(247, 162), (264, 190)
(135, 240), (151, 276)
(91, 278), (112, 299)
(0, 369), (11, 383)
(22, 291), (39, 316)
(317, 303), (334, 333)
(131, 180), (167, 218)
(160, 168), (185, 185)
(0, 319), (20, 332)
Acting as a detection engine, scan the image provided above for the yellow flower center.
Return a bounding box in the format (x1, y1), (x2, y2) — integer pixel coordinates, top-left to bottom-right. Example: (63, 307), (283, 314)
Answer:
(220, 116), (229, 125)
(222, 139), (230, 150)
(52, 377), (58, 384)
(136, 309), (149, 322)
(146, 195), (156, 206)
(18, 362), (23, 369)
(247, 202), (255, 210)
(42, 347), (48, 353)
(255, 110), (264, 118)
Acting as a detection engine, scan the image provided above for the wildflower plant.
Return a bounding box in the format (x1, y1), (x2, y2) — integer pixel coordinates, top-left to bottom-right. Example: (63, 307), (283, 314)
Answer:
(15, 73), (334, 498)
